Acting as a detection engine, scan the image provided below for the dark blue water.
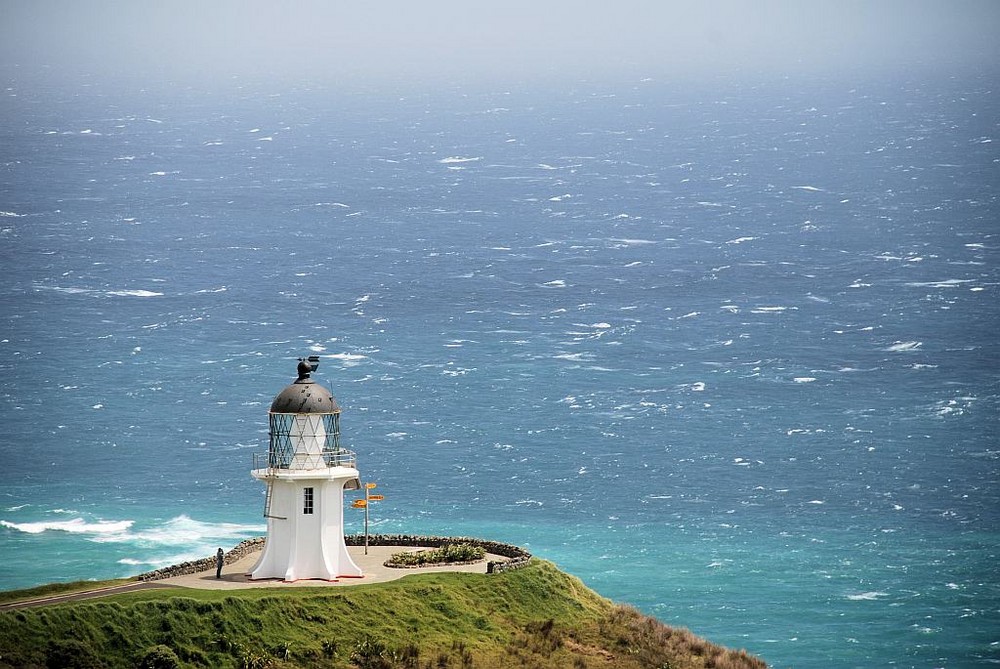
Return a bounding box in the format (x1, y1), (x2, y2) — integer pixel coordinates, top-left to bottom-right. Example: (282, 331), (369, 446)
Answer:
(1, 70), (997, 668)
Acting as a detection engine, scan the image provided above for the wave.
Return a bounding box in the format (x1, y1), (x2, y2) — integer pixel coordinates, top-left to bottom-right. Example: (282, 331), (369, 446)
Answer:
(904, 279), (974, 288)
(34, 285), (164, 298)
(1, 515), (262, 550)
(323, 352), (369, 365)
(846, 591), (889, 601)
(884, 341), (922, 352)
(1, 518), (134, 535)
(751, 306), (796, 314)
(438, 156), (482, 164)
(609, 238), (656, 246)
(105, 289), (164, 297)
(90, 515), (262, 546)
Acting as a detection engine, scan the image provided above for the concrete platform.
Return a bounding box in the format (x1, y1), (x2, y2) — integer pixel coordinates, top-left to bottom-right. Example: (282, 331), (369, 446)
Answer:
(161, 545), (503, 590)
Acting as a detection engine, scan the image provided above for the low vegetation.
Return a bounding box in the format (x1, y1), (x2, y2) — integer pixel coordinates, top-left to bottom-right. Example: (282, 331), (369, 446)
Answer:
(0, 560), (766, 669)
(384, 543), (486, 568)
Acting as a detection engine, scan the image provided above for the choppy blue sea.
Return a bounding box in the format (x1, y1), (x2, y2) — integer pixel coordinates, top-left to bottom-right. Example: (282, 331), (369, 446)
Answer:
(1, 69), (997, 668)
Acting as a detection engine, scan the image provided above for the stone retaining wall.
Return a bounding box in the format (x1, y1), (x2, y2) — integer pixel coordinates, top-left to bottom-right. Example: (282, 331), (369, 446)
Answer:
(136, 534), (532, 582)
(136, 537), (265, 582)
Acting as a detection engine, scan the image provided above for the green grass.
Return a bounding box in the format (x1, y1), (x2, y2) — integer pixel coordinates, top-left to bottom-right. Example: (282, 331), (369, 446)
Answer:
(0, 559), (766, 668)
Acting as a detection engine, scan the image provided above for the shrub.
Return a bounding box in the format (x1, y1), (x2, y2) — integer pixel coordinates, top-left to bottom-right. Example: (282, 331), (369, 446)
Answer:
(136, 645), (181, 669)
(385, 544), (486, 567)
(240, 649), (274, 669)
(45, 639), (105, 669)
(350, 636), (394, 669)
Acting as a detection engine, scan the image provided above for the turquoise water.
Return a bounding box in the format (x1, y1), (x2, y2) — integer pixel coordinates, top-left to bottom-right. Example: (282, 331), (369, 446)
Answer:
(1, 69), (997, 667)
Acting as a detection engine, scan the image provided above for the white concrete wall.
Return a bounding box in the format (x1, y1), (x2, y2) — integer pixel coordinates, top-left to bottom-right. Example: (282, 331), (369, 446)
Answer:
(248, 471), (361, 581)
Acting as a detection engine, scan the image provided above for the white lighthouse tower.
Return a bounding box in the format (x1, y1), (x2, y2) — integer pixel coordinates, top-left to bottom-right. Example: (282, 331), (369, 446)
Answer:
(248, 356), (363, 582)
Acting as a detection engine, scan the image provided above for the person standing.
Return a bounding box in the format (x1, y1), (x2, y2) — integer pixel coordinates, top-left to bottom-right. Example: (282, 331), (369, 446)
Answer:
(215, 547), (224, 579)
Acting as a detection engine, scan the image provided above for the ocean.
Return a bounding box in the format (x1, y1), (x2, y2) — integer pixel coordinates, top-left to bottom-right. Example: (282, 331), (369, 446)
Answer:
(1, 69), (997, 668)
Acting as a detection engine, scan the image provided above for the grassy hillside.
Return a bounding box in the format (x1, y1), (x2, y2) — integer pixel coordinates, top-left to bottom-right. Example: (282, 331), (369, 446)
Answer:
(0, 559), (766, 669)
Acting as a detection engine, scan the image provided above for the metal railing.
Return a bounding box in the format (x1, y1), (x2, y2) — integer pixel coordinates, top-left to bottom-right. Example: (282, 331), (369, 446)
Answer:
(252, 448), (357, 472)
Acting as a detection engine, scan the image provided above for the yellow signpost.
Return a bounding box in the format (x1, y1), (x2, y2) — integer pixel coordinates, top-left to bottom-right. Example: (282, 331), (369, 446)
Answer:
(353, 482), (384, 554)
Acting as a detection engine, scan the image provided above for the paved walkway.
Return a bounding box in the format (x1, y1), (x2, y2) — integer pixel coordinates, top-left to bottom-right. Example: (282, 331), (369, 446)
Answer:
(164, 544), (500, 590)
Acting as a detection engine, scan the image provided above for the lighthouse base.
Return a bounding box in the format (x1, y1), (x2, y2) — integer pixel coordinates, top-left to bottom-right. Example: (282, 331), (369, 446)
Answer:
(248, 468), (363, 582)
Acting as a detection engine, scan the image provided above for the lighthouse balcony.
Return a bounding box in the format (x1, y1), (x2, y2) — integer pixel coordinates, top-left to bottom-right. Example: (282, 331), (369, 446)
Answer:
(252, 448), (357, 473)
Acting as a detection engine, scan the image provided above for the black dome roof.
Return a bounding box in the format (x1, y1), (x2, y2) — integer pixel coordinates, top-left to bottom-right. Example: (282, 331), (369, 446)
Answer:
(270, 378), (340, 414)
(269, 358), (340, 414)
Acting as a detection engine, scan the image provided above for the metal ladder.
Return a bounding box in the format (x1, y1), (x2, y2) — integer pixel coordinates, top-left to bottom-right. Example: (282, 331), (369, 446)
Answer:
(262, 478), (287, 519)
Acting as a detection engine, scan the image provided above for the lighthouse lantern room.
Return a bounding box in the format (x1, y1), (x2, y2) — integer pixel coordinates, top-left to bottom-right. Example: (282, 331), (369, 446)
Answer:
(248, 356), (363, 581)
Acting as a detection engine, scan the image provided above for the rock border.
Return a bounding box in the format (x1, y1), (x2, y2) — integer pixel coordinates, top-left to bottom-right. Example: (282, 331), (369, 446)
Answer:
(137, 537), (264, 582)
(345, 534), (532, 574)
(136, 534), (531, 582)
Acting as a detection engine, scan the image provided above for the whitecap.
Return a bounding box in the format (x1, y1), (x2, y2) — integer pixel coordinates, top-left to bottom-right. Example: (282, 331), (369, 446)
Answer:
(324, 352), (367, 361)
(793, 377), (817, 383)
(0, 518), (133, 535)
(438, 156), (482, 164)
(91, 515), (262, 545)
(884, 341), (922, 352)
(846, 591), (889, 601)
(904, 279), (974, 288)
(106, 289), (163, 297)
(610, 238), (656, 246)
(726, 236), (757, 245)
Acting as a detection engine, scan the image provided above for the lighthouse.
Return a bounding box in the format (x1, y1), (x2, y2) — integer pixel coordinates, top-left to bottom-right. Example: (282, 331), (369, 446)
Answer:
(248, 356), (363, 581)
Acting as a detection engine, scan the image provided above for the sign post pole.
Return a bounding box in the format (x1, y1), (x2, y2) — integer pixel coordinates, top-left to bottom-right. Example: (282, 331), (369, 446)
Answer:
(351, 484), (383, 556)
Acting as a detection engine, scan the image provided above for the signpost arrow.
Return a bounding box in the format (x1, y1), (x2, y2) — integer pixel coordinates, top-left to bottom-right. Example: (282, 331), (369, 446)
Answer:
(353, 482), (386, 555)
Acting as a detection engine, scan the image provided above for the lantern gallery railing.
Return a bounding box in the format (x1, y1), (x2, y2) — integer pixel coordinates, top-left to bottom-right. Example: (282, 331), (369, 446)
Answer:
(253, 448), (357, 472)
